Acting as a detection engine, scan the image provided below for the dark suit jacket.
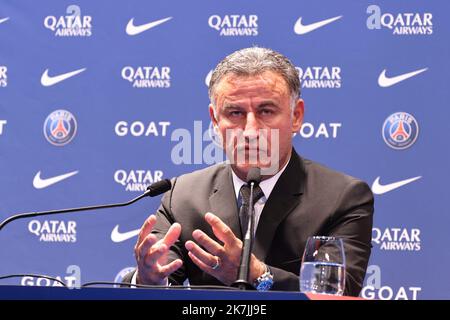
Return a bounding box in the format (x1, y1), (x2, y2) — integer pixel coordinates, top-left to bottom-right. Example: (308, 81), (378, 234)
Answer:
(124, 150), (374, 296)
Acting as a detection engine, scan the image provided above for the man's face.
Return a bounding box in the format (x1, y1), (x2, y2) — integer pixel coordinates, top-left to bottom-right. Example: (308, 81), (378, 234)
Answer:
(209, 71), (304, 179)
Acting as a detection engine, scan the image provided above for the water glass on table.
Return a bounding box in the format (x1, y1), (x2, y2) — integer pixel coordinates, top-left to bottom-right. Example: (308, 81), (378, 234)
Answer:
(299, 236), (346, 296)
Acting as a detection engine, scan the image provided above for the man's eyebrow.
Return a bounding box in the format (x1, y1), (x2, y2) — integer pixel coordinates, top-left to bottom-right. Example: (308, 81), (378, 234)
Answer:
(257, 100), (280, 108)
(222, 103), (243, 109)
(221, 100), (280, 111)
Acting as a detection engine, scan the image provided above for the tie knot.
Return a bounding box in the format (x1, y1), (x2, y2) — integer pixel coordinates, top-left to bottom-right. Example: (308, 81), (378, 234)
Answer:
(239, 184), (265, 205)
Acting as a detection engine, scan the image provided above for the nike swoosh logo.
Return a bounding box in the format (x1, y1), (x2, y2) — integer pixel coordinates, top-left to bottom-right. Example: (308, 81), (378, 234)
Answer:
(378, 68), (428, 87)
(33, 170), (79, 189)
(41, 68), (87, 87)
(126, 17), (172, 36)
(0, 17), (9, 25)
(371, 176), (422, 195)
(111, 225), (140, 243)
(294, 15), (342, 35)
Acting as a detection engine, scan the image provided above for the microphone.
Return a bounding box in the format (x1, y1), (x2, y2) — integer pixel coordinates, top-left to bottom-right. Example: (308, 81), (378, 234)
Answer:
(232, 167), (261, 290)
(0, 179), (171, 231)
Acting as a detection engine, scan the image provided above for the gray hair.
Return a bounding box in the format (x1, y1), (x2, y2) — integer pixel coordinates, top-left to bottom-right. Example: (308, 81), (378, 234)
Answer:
(208, 47), (301, 108)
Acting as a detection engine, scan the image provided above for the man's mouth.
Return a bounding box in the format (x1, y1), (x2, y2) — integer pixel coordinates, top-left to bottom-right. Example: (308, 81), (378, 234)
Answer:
(236, 145), (266, 152)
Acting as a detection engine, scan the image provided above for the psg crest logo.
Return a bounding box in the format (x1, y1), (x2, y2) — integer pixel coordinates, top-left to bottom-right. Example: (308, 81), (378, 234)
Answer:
(382, 112), (419, 150)
(43, 109), (77, 146)
(113, 267), (135, 287)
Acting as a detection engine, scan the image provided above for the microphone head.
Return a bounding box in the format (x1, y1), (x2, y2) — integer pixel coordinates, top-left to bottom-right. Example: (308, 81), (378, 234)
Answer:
(146, 179), (172, 197)
(246, 167), (261, 185)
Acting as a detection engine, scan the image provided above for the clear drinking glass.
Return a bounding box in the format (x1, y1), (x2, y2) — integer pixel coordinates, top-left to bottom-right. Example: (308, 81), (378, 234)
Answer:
(299, 236), (346, 296)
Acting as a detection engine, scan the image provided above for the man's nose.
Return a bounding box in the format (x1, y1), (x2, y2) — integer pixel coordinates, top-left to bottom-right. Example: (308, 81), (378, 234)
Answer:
(243, 112), (259, 139)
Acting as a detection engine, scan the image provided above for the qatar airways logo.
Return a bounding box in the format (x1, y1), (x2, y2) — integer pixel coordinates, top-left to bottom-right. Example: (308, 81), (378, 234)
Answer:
(366, 5), (432, 35)
(372, 227), (421, 251)
(208, 15), (258, 36)
(362, 265), (421, 300)
(121, 66), (171, 88)
(0, 66), (7, 87)
(28, 220), (77, 243)
(44, 5), (92, 37)
(296, 66), (342, 89)
(114, 169), (164, 192)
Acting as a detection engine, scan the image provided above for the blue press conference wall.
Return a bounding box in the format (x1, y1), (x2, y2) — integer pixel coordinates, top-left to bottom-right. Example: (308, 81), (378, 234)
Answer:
(0, 0), (449, 299)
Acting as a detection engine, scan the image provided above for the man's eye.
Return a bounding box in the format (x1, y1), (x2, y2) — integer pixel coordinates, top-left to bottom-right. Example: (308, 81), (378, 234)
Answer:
(260, 109), (274, 115)
(229, 111), (244, 117)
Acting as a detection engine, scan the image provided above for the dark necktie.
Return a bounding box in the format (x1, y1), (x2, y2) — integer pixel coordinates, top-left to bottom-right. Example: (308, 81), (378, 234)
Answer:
(239, 184), (265, 237)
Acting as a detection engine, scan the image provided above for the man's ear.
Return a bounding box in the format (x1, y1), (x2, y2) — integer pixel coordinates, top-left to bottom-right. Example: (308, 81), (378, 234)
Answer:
(209, 104), (219, 128)
(292, 99), (304, 133)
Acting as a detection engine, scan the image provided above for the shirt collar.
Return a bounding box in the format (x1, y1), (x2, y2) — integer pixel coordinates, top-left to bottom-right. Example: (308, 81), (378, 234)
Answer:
(231, 157), (290, 202)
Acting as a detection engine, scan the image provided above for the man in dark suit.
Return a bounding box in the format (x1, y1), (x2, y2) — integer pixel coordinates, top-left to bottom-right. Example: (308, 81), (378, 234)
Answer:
(125, 47), (374, 296)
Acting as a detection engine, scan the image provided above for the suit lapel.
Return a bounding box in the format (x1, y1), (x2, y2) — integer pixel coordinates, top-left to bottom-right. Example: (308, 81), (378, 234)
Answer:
(253, 150), (305, 261)
(209, 165), (242, 239)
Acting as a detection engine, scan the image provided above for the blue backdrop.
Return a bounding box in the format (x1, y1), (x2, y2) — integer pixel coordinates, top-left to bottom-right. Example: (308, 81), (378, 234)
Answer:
(0, 0), (448, 299)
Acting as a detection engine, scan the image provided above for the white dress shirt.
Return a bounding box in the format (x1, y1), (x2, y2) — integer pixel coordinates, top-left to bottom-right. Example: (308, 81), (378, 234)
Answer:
(231, 162), (289, 235)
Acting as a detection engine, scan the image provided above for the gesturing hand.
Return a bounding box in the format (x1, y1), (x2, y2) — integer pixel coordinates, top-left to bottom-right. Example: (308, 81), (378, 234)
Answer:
(134, 215), (183, 285)
(185, 212), (266, 286)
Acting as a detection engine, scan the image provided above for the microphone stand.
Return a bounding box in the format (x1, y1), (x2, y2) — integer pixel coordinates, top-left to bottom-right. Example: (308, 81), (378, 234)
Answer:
(0, 179), (171, 231)
(232, 180), (258, 290)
